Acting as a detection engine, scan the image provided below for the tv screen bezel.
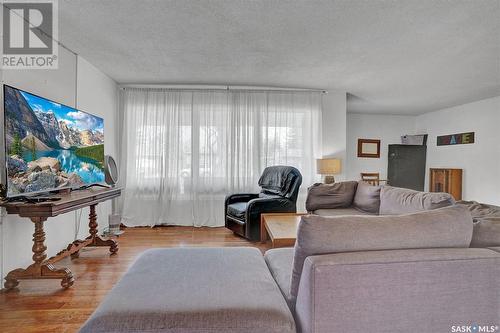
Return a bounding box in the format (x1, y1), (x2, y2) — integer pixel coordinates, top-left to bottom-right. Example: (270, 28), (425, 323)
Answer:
(1, 84), (106, 198)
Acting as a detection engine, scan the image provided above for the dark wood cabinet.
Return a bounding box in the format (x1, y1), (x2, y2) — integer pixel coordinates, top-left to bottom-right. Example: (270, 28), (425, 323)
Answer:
(429, 168), (462, 200)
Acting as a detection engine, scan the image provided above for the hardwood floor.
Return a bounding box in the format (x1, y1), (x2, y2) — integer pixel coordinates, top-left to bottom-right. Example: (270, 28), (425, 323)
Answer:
(0, 226), (268, 333)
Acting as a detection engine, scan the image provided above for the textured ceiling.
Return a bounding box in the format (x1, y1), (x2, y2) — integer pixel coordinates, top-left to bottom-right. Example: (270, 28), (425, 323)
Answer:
(58, 0), (500, 114)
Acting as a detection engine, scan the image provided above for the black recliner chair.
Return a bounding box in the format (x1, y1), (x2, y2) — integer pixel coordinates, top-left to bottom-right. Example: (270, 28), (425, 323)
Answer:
(225, 166), (302, 241)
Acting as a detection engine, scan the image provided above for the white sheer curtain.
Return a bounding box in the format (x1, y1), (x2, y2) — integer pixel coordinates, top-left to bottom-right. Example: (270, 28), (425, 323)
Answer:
(118, 88), (322, 227)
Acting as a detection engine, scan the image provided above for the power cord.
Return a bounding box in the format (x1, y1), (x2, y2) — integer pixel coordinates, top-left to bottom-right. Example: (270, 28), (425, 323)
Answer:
(74, 208), (83, 240)
(71, 183), (111, 192)
(0, 207), (6, 281)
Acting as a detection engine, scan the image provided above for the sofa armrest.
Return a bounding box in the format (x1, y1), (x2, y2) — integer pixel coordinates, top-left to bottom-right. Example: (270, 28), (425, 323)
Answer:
(295, 248), (500, 333)
(246, 197), (296, 219)
(224, 193), (259, 208)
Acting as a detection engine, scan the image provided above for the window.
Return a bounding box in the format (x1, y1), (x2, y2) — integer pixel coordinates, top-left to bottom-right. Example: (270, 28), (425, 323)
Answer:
(120, 89), (322, 226)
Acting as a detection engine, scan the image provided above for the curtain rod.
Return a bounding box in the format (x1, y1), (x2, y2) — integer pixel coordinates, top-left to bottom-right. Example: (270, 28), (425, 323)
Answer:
(119, 84), (327, 94)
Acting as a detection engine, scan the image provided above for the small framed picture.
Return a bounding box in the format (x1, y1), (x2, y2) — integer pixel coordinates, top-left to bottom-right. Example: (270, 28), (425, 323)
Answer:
(357, 139), (381, 158)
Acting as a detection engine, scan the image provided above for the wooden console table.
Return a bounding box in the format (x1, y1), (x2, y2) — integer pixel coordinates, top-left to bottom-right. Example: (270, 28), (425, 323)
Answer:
(0, 187), (121, 290)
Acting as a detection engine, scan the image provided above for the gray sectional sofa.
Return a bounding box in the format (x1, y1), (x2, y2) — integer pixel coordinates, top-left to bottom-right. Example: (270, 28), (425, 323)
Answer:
(81, 184), (500, 333)
(306, 180), (456, 217)
(307, 181), (500, 249)
(266, 206), (500, 333)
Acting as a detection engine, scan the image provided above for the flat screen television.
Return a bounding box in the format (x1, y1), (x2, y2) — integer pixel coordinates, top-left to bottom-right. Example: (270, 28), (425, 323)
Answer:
(2, 85), (105, 197)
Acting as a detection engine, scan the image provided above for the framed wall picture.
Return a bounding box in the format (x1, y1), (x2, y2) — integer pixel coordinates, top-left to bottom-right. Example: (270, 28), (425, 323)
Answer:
(357, 139), (381, 158)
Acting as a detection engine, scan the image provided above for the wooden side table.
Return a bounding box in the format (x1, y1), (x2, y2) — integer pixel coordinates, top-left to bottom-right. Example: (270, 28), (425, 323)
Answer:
(0, 187), (121, 290)
(260, 213), (307, 248)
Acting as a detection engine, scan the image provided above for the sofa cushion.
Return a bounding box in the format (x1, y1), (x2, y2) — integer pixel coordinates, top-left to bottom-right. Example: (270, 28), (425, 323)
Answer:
(305, 181), (358, 211)
(313, 207), (374, 217)
(290, 205), (473, 299)
(471, 218), (500, 247)
(457, 201), (500, 247)
(457, 200), (500, 218)
(352, 181), (382, 213)
(379, 186), (455, 215)
(227, 202), (248, 219)
(294, 248), (500, 333)
(80, 247), (296, 333)
(264, 248), (294, 309)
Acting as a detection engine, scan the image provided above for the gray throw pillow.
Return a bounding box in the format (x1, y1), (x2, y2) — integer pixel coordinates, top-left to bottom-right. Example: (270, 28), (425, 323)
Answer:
(290, 205), (473, 299)
(305, 181), (358, 211)
(353, 181), (382, 213)
(379, 186), (455, 215)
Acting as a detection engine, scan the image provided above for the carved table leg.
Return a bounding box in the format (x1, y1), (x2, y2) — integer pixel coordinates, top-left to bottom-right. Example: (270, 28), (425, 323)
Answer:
(4, 217), (74, 290)
(89, 204), (98, 239)
(86, 204), (119, 254)
(33, 217), (48, 264)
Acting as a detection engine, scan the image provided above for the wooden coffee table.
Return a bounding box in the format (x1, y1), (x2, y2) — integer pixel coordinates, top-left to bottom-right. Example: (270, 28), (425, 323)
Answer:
(260, 213), (307, 248)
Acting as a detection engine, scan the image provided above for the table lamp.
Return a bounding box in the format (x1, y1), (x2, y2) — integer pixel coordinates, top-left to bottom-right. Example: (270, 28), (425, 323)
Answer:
(316, 158), (341, 184)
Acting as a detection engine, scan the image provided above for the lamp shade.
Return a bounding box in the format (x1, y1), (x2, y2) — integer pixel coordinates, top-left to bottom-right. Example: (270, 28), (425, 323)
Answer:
(316, 158), (341, 175)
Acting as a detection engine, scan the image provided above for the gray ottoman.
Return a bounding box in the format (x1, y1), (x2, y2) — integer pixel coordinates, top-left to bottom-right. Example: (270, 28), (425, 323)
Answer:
(80, 247), (296, 333)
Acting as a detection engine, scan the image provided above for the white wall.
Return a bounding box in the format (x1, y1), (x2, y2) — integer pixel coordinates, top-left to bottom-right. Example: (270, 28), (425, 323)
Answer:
(321, 91), (347, 181)
(0, 45), (118, 282)
(346, 113), (416, 181)
(345, 98), (500, 206)
(416, 97), (500, 205)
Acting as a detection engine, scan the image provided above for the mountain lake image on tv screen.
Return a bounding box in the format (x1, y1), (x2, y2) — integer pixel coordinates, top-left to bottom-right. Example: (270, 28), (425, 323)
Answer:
(4, 85), (105, 196)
